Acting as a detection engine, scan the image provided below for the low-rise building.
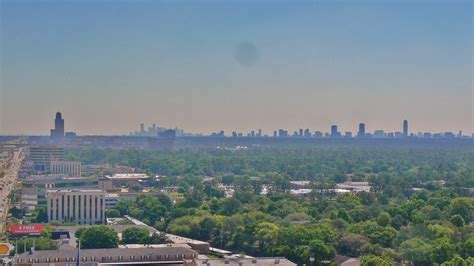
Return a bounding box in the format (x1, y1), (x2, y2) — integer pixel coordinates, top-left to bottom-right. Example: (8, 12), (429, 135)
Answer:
(50, 161), (81, 176)
(28, 145), (64, 172)
(186, 257), (297, 266)
(82, 164), (135, 176)
(335, 182), (372, 193)
(47, 189), (106, 225)
(289, 180), (311, 189)
(15, 246), (198, 265)
(21, 175), (98, 210)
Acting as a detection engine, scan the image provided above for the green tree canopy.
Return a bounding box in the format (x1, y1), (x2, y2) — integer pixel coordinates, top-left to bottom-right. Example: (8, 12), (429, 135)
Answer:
(121, 227), (150, 244)
(79, 226), (119, 249)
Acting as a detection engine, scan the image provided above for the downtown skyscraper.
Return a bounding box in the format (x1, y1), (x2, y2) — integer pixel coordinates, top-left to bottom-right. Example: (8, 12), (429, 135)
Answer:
(50, 112), (65, 141)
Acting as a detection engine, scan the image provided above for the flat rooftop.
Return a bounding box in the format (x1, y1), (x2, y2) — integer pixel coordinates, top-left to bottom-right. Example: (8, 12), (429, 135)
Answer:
(46, 188), (105, 194)
(106, 173), (149, 179)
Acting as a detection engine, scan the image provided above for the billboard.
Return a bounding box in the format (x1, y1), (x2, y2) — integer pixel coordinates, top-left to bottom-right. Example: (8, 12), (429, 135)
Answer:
(7, 224), (43, 235)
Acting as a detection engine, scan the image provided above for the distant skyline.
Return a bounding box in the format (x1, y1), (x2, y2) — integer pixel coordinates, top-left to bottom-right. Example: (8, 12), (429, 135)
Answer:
(1, 0), (473, 135)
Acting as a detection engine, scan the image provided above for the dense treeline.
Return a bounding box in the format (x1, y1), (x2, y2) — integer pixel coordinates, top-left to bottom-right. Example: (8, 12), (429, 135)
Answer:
(67, 141), (473, 187)
(67, 141), (474, 265)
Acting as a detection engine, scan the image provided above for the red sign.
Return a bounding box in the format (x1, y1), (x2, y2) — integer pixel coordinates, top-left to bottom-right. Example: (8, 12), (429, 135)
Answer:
(7, 224), (43, 235)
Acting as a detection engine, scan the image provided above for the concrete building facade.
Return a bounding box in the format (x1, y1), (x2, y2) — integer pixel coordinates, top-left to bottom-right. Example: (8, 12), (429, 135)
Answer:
(47, 189), (106, 225)
(29, 145), (64, 172)
(50, 161), (82, 176)
(22, 175), (98, 210)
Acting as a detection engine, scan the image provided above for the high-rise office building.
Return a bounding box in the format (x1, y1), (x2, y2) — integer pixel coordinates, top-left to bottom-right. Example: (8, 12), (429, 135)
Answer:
(358, 123), (366, 137)
(314, 131), (323, 138)
(50, 112), (65, 140)
(278, 129), (288, 137)
(403, 120), (409, 136)
(331, 125), (339, 137)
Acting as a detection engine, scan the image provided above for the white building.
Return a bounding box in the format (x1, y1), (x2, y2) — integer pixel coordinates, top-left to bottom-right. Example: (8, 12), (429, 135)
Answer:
(21, 175), (98, 210)
(335, 181), (372, 193)
(106, 173), (148, 180)
(47, 189), (106, 225)
(50, 161), (82, 176)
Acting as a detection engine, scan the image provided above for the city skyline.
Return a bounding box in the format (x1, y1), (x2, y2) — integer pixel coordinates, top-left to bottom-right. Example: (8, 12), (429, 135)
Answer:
(20, 112), (474, 137)
(1, 0), (473, 135)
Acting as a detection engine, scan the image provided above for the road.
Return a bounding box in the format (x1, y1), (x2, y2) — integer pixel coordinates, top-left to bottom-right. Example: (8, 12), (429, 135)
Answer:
(0, 148), (24, 237)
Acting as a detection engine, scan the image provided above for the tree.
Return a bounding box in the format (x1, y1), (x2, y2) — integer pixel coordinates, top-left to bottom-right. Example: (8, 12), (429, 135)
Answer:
(34, 207), (48, 223)
(376, 212), (392, 227)
(121, 227), (150, 244)
(450, 214), (465, 228)
(362, 255), (393, 266)
(431, 238), (456, 264)
(449, 197), (473, 223)
(14, 237), (56, 254)
(349, 221), (396, 247)
(106, 209), (121, 218)
(79, 226), (119, 249)
(220, 198), (241, 216)
(255, 222), (279, 252)
(306, 239), (335, 263)
(148, 232), (172, 244)
(427, 224), (454, 239)
(336, 233), (369, 257)
(198, 216), (218, 241)
(460, 237), (474, 258)
(400, 238), (433, 266)
(75, 227), (86, 238)
(440, 255), (466, 266)
(337, 208), (352, 223)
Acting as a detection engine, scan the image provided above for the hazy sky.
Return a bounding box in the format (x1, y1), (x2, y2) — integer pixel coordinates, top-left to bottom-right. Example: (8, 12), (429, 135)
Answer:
(1, 0), (472, 135)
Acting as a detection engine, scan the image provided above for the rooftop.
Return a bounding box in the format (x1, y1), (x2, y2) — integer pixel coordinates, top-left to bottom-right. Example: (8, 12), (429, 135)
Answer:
(46, 188), (105, 194)
(106, 173), (149, 179)
(192, 258), (296, 266)
(17, 246), (197, 262)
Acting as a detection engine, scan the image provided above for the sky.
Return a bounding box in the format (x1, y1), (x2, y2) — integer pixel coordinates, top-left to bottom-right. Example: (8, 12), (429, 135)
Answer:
(1, 0), (472, 135)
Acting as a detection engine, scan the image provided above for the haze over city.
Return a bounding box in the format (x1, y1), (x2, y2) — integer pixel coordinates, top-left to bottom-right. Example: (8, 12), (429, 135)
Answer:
(1, 0), (473, 135)
(1, 1), (474, 265)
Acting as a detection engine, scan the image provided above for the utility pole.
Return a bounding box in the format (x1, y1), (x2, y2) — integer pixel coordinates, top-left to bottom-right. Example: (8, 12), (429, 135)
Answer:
(32, 238), (35, 253)
(76, 238), (81, 266)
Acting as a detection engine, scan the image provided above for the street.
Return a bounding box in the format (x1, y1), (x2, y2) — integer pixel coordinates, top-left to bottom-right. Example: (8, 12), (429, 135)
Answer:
(0, 148), (24, 237)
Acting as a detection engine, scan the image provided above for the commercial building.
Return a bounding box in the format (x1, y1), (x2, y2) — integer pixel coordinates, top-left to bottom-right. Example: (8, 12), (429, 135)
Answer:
(28, 145), (64, 172)
(331, 125), (340, 137)
(15, 246), (198, 265)
(358, 123), (366, 137)
(50, 161), (82, 176)
(82, 164), (135, 176)
(21, 175), (98, 210)
(335, 182), (372, 193)
(403, 120), (409, 137)
(47, 189), (106, 225)
(186, 257), (297, 266)
(101, 173), (149, 189)
(50, 112), (65, 141)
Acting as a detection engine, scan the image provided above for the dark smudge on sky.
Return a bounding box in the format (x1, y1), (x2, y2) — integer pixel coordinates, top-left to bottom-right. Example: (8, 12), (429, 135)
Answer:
(233, 41), (259, 67)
